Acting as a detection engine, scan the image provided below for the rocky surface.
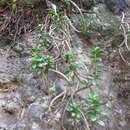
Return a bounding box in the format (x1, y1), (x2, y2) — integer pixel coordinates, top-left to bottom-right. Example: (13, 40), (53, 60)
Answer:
(126, 0), (130, 6)
(0, 3), (130, 130)
(105, 0), (128, 13)
(0, 31), (128, 130)
(71, 4), (124, 46)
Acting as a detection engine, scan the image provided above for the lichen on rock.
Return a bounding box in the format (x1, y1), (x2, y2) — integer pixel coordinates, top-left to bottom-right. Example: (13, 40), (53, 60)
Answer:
(71, 4), (122, 44)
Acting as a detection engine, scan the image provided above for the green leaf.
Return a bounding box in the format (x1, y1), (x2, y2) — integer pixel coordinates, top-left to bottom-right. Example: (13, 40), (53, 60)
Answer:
(92, 47), (102, 55)
(68, 71), (74, 77)
(29, 57), (36, 62)
(49, 87), (56, 93)
(101, 111), (109, 115)
(38, 63), (44, 67)
(76, 113), (81, 119)
(71, 112), (76, 117)
(90, 115), (97, 121)
(52, 4), (57, 15)
(69, 107), (74, 112)
(37, 34), (42, 37)
(12, 3), (16, 10)
(32, 64), (37, 69)
(97, 120), (105, 127)
(95, 108), (102, 113)
(37, 71), (42, 75)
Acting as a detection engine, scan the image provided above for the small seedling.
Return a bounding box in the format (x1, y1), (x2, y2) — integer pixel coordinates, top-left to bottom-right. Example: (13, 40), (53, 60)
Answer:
(66, 102), (81, 119)
(63, 51), (76, 63)
(88, 47), (103, 87)
(49, 4), (58, 16)
(49, 87), (56, 95)
(84, 92), (106, 127)
(32, 45), (42, 55)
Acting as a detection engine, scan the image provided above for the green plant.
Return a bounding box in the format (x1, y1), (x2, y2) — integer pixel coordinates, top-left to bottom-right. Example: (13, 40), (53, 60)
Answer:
(88, 47), (102, 87)
(63, 51), (82, 78)
(49, 87), (56, 95)
(81, 47), (107, 127)
(49, 4), (68, 30)
(27, 1), (107, 128)
(12, 0), (17, 10)
(84, 92), (106, 127)
(65, 62), (82, 78)
(49, 4), (58, 16)
(32, 45), (42, 55)
(28, 55), (54, 74)
(91, 47), (102, 78)
(66, 102), (81, 119)
(63, 51), (76, 63)
(36, 24), (52, 49)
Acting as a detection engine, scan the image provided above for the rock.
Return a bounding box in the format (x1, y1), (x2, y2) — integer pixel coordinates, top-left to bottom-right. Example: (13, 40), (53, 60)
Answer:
(2, 92), (22, 114)
(7, 119), (28, 130)
(20, 83), (44, 105)
(27, 103), (48, 122)
(13, 42), (24, 54)
(0, 73), (16, 87)
(21, 87), (39, 105)
(71, 4), (122, 46)
(13, 42), (32, 57)
(0, 122), (8, 130)
(125, 0), (130, 6)
(31, 122), (42, 130)
(0, 72), (18, 91)
(105, 0), (128, 14)
(3, 102), (20, 114)
(0, 36), (12, 48)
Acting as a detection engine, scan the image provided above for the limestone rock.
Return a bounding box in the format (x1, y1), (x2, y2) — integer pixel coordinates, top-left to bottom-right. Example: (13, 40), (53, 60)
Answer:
(71, 4), (122, 45)
(125, 0), (130, 6)
(27, 103), (48, 122)
(0, 73), (15, 85)
(105, 0), (128, 13)
(0, 73), (17, 89)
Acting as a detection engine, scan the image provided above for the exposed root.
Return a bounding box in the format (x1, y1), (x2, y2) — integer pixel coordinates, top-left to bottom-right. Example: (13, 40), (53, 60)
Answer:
(119, 12), (130, 65)
(48, 91), (65, 113)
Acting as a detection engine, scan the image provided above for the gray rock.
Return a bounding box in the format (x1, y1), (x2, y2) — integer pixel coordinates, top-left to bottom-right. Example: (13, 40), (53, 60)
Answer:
(13, 43), (24, 54)
(0, 73), (16, 87)
(125, 0), (130, 6)
(71, 4), (122, 46)
(0, 123), (7, 130)
(27, 103), (48, 122)
(2, 92), (22, 114)
(105, 0), (128, 14)
(31, 122), (42, 130)
(8, 120), (28, 130)
(13, 42), (32, 57)
(21, 87), (39, 105)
